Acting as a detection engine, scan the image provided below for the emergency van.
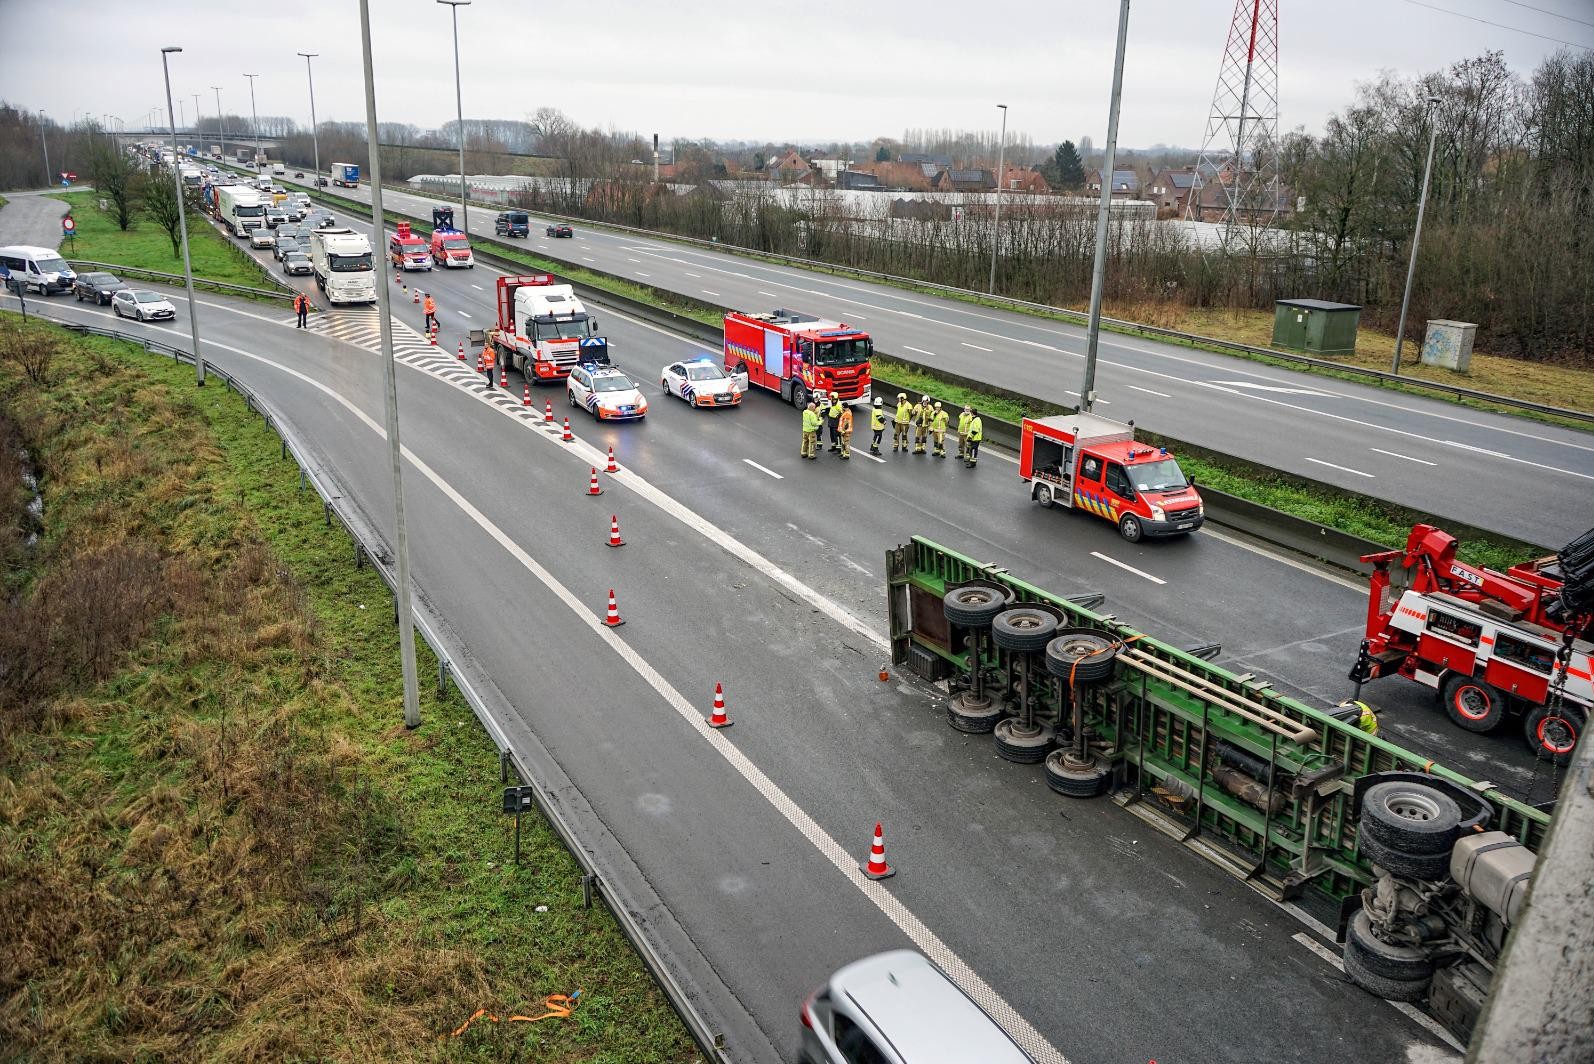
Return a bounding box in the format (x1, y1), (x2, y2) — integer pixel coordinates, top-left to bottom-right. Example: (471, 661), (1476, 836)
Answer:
(387, 222), (432, 271)
(429, 227), (474, 269)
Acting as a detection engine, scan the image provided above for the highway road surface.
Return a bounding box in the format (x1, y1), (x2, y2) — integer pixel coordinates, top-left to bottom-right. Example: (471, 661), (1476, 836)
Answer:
(265, 169), (1593, 550)
(7, 266), (1495, 1062)
(0, 187), (74, 247)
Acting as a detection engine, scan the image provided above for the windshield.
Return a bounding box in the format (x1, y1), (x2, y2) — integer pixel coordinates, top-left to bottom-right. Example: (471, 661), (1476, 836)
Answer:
(1127, 458), (1189, 493)
(531, 316), (592, 340)
(236, 204), (264, 217)
(592, 376), (635, 393)
(286, 253), (309, 263)
(133, 292), (164, 303)
(812, 337), (871, 367)
(684, 363), (723, 381)
(442, 238), (469, 250)
(36, 256), (69, 274)
(85, 273), (116, 285)
(330, 253), (373, 272)
(504, 212), (527, 223)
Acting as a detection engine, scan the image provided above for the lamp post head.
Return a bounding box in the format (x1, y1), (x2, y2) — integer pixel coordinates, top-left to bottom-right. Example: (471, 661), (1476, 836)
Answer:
(437, 0), (472, 6)
(162, 46), (182, 53)
(997, 103), (1007, 111)
(298, 51), (318, 59)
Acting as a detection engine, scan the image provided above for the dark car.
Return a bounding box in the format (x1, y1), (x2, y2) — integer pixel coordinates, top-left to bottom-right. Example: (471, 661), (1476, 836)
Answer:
(547, 223), (573, 238)
(495, 210), (529, 238)
(73, 271), (129, 305)
(294, 171), (305, 178)
(315, 176), (329, 187)
(281, 252), (313, 276)
(274, 237), (301, 261)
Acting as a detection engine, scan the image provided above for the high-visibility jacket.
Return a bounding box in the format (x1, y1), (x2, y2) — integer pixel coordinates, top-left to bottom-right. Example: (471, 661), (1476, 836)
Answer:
(967, 416), (983, 442)
(894, 401), (912, 425)
(931, 409), (949, 432)
(870, 408), (886, 431)
(294, 294), (308, 312)
(801, 408), (821, 433)
(957, 411), (972, 435)
(838, 408), (853, 434)
(483, 345), (496, 368)
(423, 296), (436, 314)
(912, 403), (929, 426)
(827, 401), (843, 422)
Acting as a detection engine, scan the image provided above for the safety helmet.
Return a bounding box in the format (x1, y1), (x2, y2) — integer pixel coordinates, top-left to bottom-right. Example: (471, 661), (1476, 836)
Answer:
(921, 394), (931, 403)
(897, 392), (906, 401)
(934, 401), (942, 409)
(963, 405), (972, 412)
(830, 391), (839, 399)
(873, 397), (883, 406)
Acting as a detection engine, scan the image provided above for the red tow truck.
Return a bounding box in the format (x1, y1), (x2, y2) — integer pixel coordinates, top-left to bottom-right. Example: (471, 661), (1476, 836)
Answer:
(1351, 523), (1593, 763)
(484, 274), (609, 383)
(1020, 413), (1204, 542)
(722, 309), (872, 408)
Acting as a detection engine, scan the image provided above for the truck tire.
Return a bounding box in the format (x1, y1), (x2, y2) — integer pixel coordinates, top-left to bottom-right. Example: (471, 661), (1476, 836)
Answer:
(1523, 704), (1583, 767)
(947, 700), (1004, 734)
(1357, 831), (1451, 881)
(942, 585), (1009, 630)
(1342, 940), (1430, 1003)
(1044, 630), (1118, 684)
(1034, 483), (1055, 508)
(1044, 749), (1110, 797)
(1360, 782), (1462, 855)
(990, 608), (1059, 654)
(1441, 673), (1507, 733)
(1345, 910), (1435, 982)
(791, 381), (808, 409)
(1118, 514), (1144, 543)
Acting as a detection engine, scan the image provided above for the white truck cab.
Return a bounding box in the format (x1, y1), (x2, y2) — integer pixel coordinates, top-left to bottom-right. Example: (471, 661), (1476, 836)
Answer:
(308, 228), (376, 305)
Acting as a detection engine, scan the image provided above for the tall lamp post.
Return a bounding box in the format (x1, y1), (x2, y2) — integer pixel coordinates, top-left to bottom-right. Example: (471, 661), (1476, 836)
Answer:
(192, 93), (201, 136)
(358, 0), (423, 730)
(988, 103), (1008, 294)
(1081, 0), (1132, 413)
(160, 46), (206, 388)
(438, 0), (472, 232)
(1391, 95), (1443, 375)
(298, 53), (322, 189)
(212, 86), (226, 157)
(37, 110), (50, 188)
(243, 72), (262, 173)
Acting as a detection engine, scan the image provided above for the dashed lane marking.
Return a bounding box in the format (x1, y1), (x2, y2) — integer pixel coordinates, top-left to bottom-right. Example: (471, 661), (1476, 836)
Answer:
(1090, 551), (1166, 585)
(743, 458), (784, 480)
(1305, 457), (1375, 478)
(457, 311), (471, 318)
(962, 342), (992, 352)
(1370, 447), (1437, 466)
(904, 346), (936, 357)
(701, 290), (720, 297)
(1129, 385), (1172, 398)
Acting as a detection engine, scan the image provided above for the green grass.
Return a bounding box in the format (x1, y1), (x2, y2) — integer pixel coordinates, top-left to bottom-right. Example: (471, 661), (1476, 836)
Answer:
(0, 194), (9, 210)
(50, 189), (283, 296)
(0, 315), (698, 1062)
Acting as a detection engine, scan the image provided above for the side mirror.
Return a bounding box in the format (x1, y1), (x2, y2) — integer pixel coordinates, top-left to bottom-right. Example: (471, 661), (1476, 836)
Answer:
(589, 318), (599, 331)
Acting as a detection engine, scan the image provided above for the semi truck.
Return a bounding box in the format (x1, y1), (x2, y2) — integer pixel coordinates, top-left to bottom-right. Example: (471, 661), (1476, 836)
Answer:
(484, 274), (608, 383)
(209, 144), (222, 158)
(212, 184), (266, 238)
(722, 309), (872, 408)
(1019, 413), (1205, 542)
(330, 163), (360, 188)
(308, 228), (377, 305)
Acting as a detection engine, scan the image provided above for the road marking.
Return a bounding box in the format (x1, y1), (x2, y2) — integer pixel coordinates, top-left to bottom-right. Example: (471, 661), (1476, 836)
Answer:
(1443, 440), (1510, 459)
(583, 257), (596, 263)
(852, 448), (886, 464)
(1305, 457), (1375, 478)
(758, 290), (779, 297)
(743, 458), (784, 479)
(687, 272), (702, 278)
(456, 311), (471, 318)
(1129, 385), (1172, 398)
(962, 342), (993, 352)
(904, 346), (937, 357)
(1213, 380), (1328, 396)
(637, 272), (650, 278)
(701, 290), (720, 297)
(1370, 447), (1437, 466)
(1289, 934), (1464, 1054)
(1090, 551), (1166, 585)
(471, 283), (484, 290)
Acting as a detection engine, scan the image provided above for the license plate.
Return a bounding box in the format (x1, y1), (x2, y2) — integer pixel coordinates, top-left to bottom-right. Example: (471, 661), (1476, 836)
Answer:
(619, 406), (635, 414)
(1175, 522), (1195, 530)
(715, 393), (733, 403)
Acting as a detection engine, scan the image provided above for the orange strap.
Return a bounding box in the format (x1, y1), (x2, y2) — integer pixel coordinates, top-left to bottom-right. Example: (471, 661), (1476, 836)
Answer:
(446, 994), (578, 1039)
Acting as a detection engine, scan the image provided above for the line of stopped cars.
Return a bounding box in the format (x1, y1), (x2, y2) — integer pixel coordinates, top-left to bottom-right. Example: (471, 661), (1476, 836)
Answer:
(564, 355), (746, 422)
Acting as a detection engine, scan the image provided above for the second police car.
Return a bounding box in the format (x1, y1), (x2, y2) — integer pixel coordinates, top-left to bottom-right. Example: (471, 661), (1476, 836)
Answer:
(661, 355), (745, 409)
(568, 364), (648, 421)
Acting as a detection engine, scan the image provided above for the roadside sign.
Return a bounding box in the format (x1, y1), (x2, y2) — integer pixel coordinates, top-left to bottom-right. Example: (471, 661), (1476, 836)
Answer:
(502, 786), (535, 814)
(61, 216), (76, 234)
(99, 198), (108, 211)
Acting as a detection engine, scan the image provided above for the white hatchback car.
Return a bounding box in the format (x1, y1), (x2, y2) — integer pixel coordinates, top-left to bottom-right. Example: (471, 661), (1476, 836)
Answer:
(567, 364), (647, 421)
(111, 289), (176, 322)
(661, 356), (745, 409)
(249, 228), (276, 249)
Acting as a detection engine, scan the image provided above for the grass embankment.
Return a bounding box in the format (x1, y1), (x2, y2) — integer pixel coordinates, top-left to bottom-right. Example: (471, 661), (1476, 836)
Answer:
(0, 316), (697, 1062)
(51, 189), (279, 294)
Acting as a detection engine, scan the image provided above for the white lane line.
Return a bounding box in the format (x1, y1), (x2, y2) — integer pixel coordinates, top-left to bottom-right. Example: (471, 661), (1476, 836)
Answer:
(743, 458), (784, 479)
(628, 257), (642, 263)
(686, 272), (702, 278)
(1305, 457), (1375, 478)
(456, 311), (471, 319)
(1129, 385), (1172, 398)
(853, 448), (886, 464)
(1090, 551), (1167, 585)
(962, 342), (993, 352)
(1198, 526), (1366, 592)
(1443, 440), (1510, 460)
(758, 290), (779, 297)
(637, 272), (651, 278)
(471, 283), (484, 290)
(701, 290), (720, 297)
(904, 346), (937, 357)
(1370, 447), (1437, 466)
(1289, 934), (1465, 1054)
(583, 257), (596, 262)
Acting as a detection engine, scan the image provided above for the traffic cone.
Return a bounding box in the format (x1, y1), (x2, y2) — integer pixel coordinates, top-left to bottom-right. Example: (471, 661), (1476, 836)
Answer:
(544, 400), (553, 424)
(475, 353), (484, 374)
(429, 331), (437, 346)
(498, 367), (507, 388)
(412, 289), (420, 304)
(522, 383), (531, 406)
(561, 417), (574, 442)
(456, 339), (465, 360)
(708, 683), (732, 728)
(605, 514), (624, 547)
(602, 589), (624, 627)
(605, 445), (619, 473)
(863, 822), (895, 880)
(587, 468), (604, 496)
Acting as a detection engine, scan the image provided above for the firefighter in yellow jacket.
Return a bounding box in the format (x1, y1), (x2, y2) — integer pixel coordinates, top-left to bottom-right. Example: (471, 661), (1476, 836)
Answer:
(930, 402), (949, 457)
(955, 405), (972, 461)
(964, 408), (984, 467)
(892, 393), (912, 452)
(800, 402), (821, 459)
(912, 394), (931, 455)
(869, 397), (887, 455)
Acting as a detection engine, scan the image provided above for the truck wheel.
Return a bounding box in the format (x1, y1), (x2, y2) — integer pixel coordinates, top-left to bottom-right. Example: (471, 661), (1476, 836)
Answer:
(1357, 831), (1450, 881)
(942, 584), (1009, 629)
(1043, 749), (1110, 797)
(1342, 940), (1430, 1003)
(1118, 514), (1143, 543)
(990, 608), (1059, 654)
(1345, 911), (1435, 982)
(1523, 705), (1583, 767)
(1441, 674), (1507, 733)
(1034, 483), (1055, 508)
(1360, 781), (1461, 855)
(947, 699), (1004, 734)
(791, 381), (808, 409)
(1044, 630), (1118, 684)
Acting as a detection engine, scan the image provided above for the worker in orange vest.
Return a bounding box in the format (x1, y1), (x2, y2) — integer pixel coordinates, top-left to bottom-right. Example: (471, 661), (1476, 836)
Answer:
(293, 291), (309, 328)
(423, 293), (438, 333)
(481, 341), (496, 384)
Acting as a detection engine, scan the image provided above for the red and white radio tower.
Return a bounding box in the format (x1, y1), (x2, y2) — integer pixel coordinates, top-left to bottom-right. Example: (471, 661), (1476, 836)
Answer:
(1187, 0), (1282, 251)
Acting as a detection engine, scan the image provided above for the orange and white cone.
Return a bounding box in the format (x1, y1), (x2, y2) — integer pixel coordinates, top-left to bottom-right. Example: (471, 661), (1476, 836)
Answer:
(456, 339), (465, 361)
(605, 515), (624, 547)
(561, 417), (574, 442)
(498, 367), (507, 388)
(475, 353), (484, 374)
(602, 589), (624, 627)
(412, 289), (420, 304)
(708, 682), (732, 728)
(522, 383), (531, 406)
(605, 445), (619, 473)
(863, 822), (895, 880)
(544, 400), (554, 424)
(429, 328), (437, 346)
(587, 468), (604, 496)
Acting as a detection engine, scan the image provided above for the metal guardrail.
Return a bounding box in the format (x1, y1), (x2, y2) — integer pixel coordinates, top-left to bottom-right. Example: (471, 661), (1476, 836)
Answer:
(42, 316), (732, 1064)
(66, 259), (294, 302)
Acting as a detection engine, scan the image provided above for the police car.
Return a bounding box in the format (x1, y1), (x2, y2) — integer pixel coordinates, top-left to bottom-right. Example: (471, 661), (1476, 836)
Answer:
(568, 364), (648, 421)
(661, 356), (745, 409)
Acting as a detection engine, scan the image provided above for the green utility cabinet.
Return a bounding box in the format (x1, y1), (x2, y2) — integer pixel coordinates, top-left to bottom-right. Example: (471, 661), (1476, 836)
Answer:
(1272, 299), (1361, 355)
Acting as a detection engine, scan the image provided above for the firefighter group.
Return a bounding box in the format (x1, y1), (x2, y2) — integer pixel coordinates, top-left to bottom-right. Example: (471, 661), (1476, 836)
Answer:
(801, 392), (983, 467)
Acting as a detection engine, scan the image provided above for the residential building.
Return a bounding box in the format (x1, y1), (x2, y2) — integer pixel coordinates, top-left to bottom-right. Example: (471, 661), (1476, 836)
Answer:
(996, 165), (1050, 194)
(1086, 168), (1143, 197)
(933, 168), (995, 193)
(899, 152), (954, 179)
(1147, 166), (1202, 214)
(767, 149), (813, 183)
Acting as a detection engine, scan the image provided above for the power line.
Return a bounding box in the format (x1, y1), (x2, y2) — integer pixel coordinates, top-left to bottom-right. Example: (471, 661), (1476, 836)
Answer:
(1399, 0), (1594, 48)
(1498, 0), (1594, 31)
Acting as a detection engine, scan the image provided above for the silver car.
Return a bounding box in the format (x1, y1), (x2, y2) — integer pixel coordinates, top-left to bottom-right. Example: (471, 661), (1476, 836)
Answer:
(800, 951), (1033, 1064)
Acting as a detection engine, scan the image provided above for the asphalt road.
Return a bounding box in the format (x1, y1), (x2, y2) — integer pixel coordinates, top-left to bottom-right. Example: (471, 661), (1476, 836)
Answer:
(258, 168), (1594, 549)
(0, 188), (71, 247)
(4, 282), (1472, 1063)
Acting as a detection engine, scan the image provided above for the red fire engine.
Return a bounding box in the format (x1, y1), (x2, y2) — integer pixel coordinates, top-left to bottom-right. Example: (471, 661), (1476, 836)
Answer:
(722, 309), (872, 407)
(388, 222), (432, 271)
(1351, 523), (1593, 764)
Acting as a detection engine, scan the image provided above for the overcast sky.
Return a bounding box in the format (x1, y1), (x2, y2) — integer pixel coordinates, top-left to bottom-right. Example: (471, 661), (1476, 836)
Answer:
(3, 0), (1588, 148)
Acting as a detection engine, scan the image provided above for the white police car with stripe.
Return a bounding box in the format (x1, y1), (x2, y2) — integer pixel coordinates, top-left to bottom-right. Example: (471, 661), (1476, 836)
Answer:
(661, 355), (746, 409)
(568, 363), (648, 421)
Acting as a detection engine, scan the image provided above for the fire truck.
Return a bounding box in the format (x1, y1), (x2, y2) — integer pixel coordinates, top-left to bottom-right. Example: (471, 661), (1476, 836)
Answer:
(1019, 413), (1205, 542)
(388, 222), (432, 271)
(1351, 523), (1594, 764)
(722, 309), (872, 408)
(484, 274), (609, 383)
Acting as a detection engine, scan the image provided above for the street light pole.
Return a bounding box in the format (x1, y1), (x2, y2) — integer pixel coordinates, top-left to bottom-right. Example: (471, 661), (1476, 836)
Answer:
(161, 47), (206, 389)
(1081, 0), (1132, 413)
(438, 0), (472, 233)
(192, 93), (201, 136)
(298, 53), (321, 190)
(988, 103), (1008, 295)
(177, 98), (184, 131)
(1391, 95), (1442, 375)
(243, 72), (262, 173)
(37, 110), (50, 188)
(359, 0), (423, 730)
(212, 86), (225, 156)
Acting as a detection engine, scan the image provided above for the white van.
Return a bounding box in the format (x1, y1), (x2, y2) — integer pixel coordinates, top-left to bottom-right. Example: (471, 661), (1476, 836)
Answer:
(0, 245), (77, 296)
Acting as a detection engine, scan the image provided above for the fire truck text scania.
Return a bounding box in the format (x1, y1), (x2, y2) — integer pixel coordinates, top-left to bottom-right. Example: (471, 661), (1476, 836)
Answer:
(484, 274), (609, 383)
(1350, 523), (1593, 764)
(723, 309), (872, 407)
